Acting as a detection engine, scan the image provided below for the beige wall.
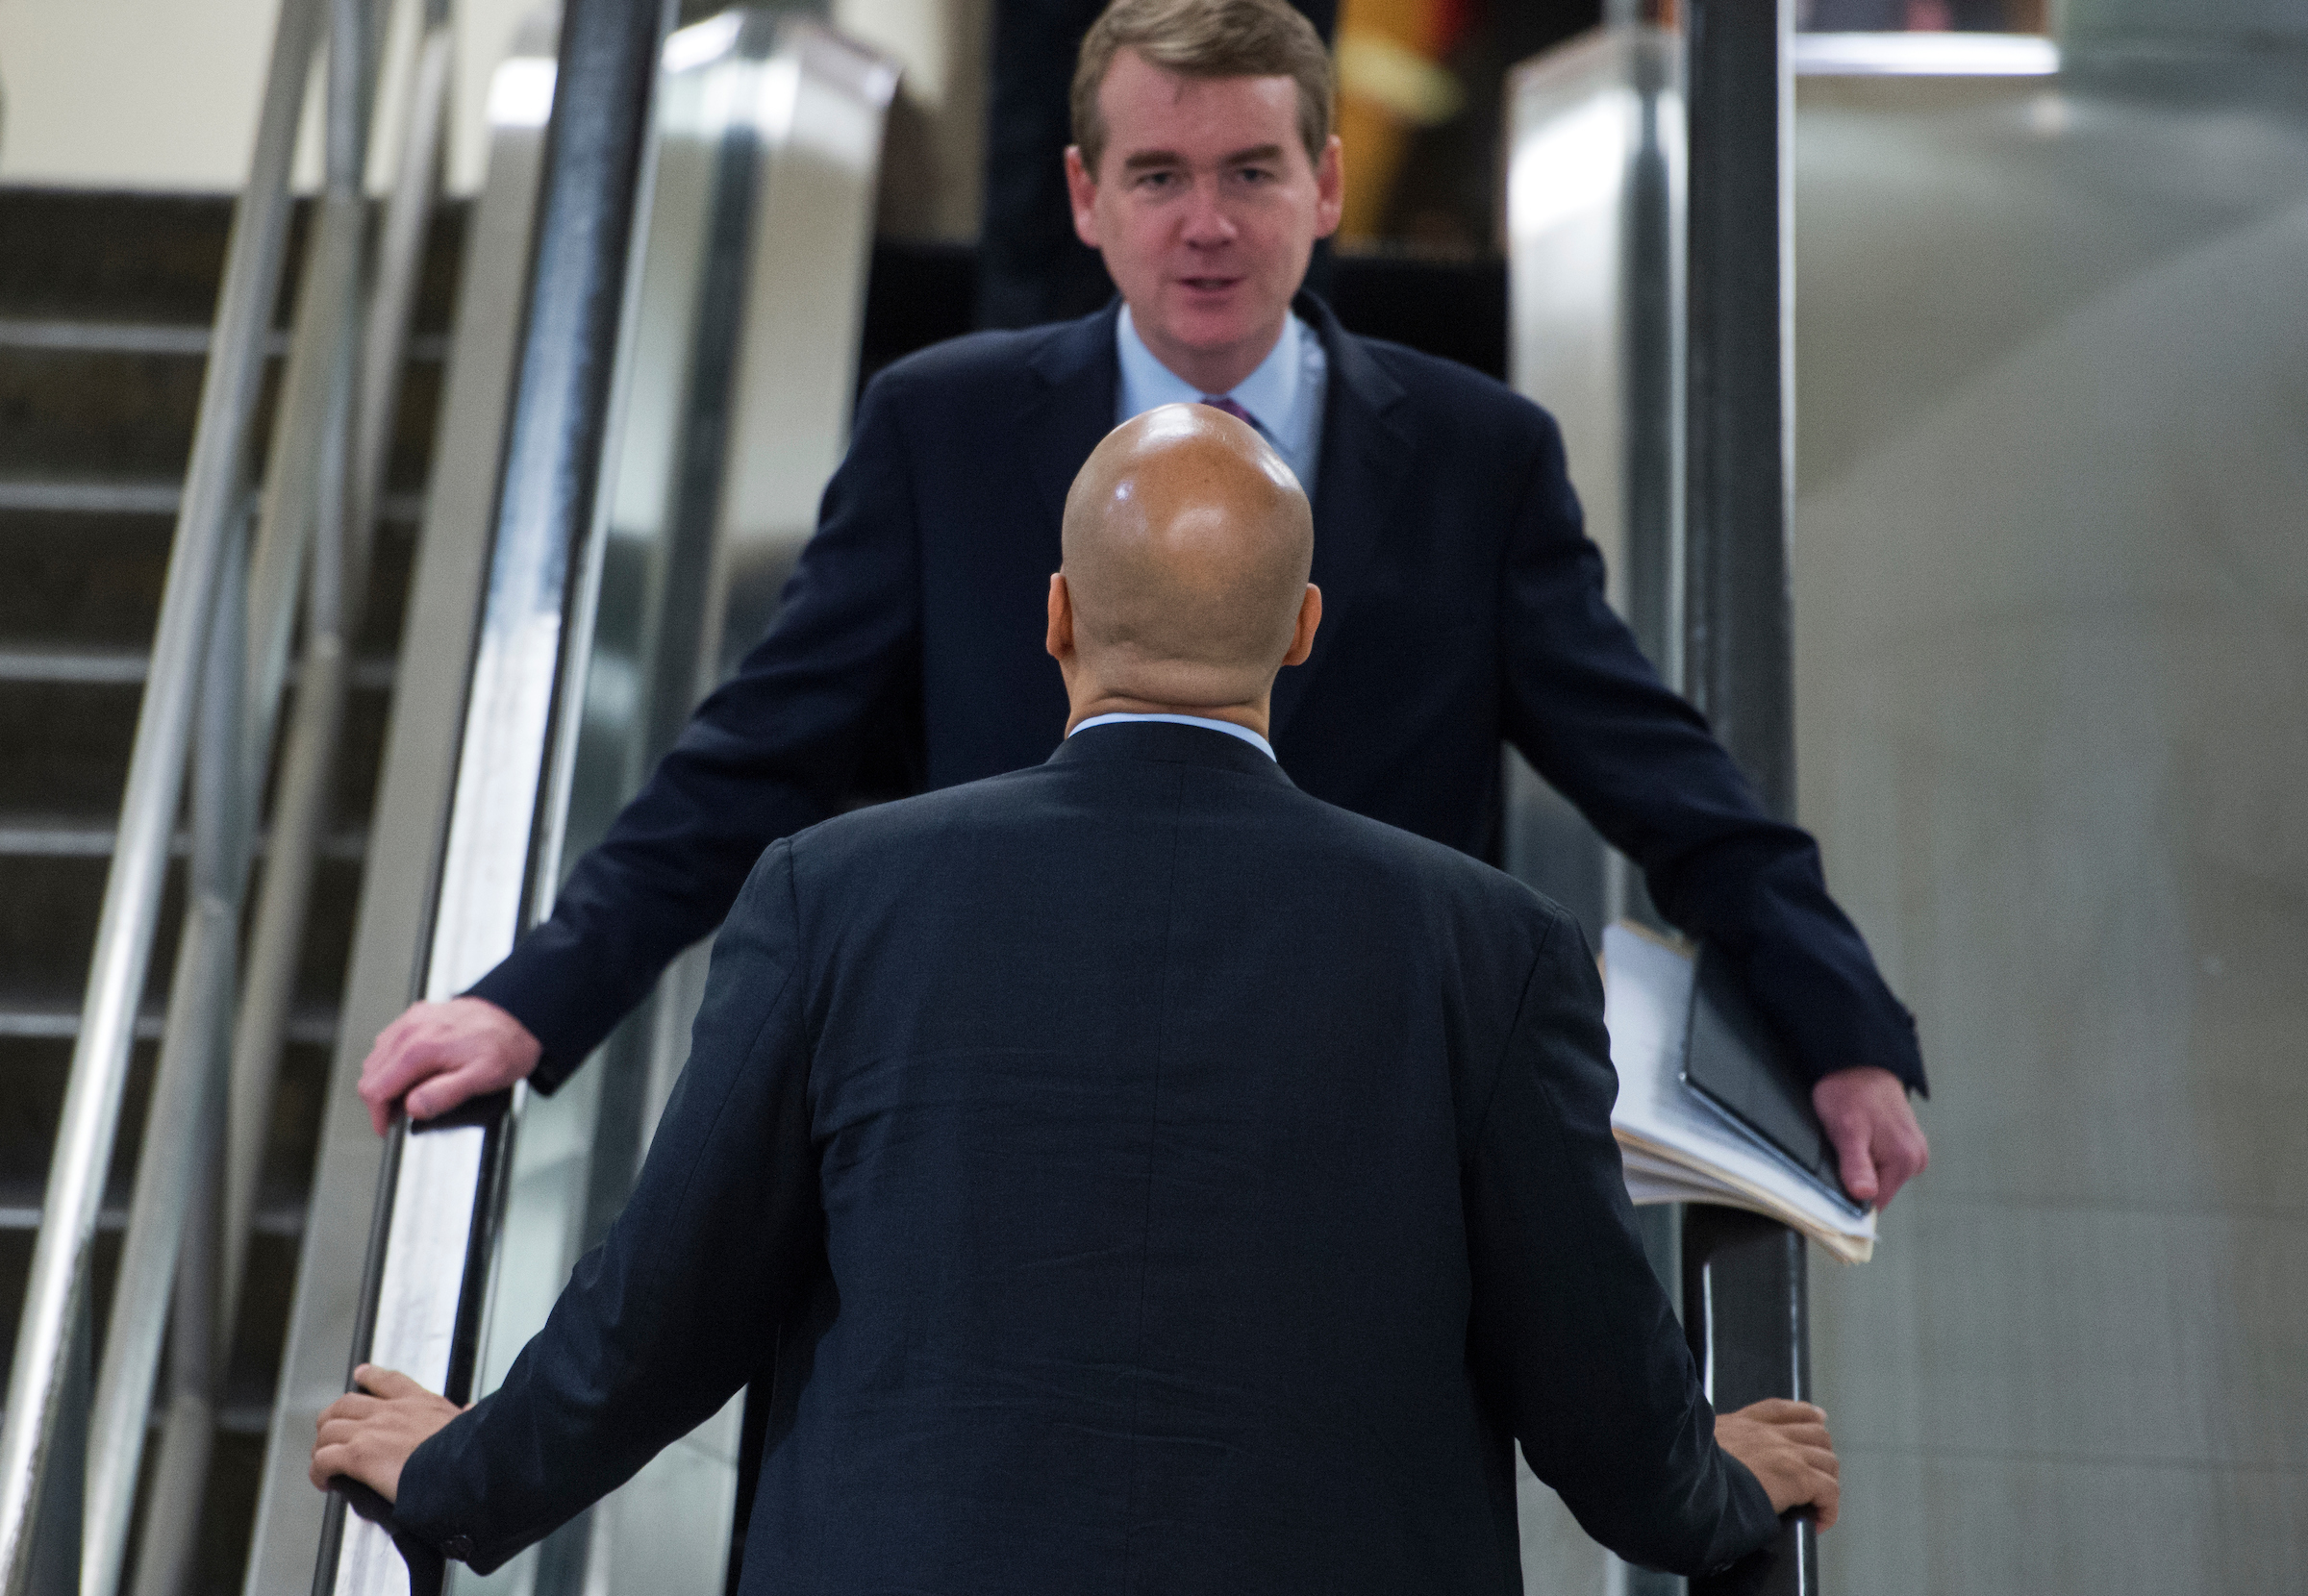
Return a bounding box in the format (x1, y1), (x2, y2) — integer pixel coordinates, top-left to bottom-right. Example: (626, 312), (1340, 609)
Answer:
(0, 0), (536, 192)
(0, 0), (984, 228)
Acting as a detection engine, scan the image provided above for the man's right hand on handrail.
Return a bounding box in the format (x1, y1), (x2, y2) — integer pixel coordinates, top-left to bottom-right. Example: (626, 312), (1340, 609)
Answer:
(357, 997), (540, 1135)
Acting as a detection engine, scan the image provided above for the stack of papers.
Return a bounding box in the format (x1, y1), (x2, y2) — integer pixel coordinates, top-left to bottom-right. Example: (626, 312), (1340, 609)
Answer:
(1601, 923), (1876, 1264)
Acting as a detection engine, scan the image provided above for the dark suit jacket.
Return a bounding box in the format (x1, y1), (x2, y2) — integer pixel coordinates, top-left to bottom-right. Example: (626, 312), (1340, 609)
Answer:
(472, 294), (1924, 1098)
(399, 722), (1780, 1587)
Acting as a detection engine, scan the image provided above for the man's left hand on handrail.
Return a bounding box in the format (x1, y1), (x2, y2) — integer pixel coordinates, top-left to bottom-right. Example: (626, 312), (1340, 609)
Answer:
(310, 1364), (464, 1503)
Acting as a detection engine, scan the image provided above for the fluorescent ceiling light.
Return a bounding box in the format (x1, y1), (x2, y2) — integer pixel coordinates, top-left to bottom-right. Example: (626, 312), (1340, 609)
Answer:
(1794, 33), (2059, 77)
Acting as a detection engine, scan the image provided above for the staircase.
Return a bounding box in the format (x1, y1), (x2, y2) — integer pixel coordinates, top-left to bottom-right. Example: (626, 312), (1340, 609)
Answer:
(0, 186), (464, 1593)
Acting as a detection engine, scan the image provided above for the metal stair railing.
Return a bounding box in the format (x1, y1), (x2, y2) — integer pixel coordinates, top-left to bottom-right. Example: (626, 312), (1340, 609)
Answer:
(216, 0), (458, 1510)
(0, 0), (456, 1588)
(86, 0), (386, 1586)
(238, 18), (564, 1588)
(0, 0), (322, 1578)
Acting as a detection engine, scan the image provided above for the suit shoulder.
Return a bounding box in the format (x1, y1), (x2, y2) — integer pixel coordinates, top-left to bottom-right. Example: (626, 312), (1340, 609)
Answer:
(861, 318), (1079, 407)
(1287, 787), (1577, 941)
(1347, 335), (1563, 448)
(780, 765), (1048, 865)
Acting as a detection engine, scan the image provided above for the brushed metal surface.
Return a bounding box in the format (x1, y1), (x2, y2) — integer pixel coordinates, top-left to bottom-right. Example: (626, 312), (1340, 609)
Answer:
(1794, 38), (2308, 1596)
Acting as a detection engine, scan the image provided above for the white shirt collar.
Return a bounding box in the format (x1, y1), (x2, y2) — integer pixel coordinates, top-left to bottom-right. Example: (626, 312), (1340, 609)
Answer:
(1067, 711), (1276, 761)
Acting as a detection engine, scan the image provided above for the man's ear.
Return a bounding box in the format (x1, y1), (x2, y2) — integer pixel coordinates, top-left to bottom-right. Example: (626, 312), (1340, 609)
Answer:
(1312, 136), (1344, 240)
(1282, 584), (1322, 667)
(1046, 572), (1075, 665)
(1065, 147), (1102, 249)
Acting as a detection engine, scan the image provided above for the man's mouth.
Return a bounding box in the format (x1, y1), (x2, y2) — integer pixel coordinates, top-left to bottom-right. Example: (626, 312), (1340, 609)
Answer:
(1178, 275), (1242, 294)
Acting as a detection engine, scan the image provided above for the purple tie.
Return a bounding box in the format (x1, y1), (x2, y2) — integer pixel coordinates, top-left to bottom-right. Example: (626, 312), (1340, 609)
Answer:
(1201, 395), (1257, 429)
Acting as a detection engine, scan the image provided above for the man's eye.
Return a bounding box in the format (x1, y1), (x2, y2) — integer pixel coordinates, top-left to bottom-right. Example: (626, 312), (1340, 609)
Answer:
(1234, 166), (1276, 185)
(1136, 170), (1178, 190)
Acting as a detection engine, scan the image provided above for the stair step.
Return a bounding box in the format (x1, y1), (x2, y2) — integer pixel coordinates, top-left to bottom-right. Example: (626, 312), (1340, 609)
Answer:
(0, 479), (424, 520)
(0, 489), (423, 654)
(0, 1176), (308, 1237)
(0, 187), (463, 1596)
(0, 344), (447, 487)
(0, 1027), (339, 1246)
(0, 1002), (339, 1044)
(0, 190), (467, 334)
(0, 851), (366, 1012)
(0, 318), (447, 362)
(0, 644), (397, 689)
(0, 671), (395, 820)
(0, 816), (367, 861)
(0, 646), (149, 685)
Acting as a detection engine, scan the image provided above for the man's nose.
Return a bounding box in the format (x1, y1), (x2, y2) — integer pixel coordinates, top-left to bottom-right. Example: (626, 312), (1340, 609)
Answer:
(1180, 178), (1239, 248)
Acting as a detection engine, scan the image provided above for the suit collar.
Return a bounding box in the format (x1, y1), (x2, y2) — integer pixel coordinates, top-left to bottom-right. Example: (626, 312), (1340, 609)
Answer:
(1048, 719), (1294, 785)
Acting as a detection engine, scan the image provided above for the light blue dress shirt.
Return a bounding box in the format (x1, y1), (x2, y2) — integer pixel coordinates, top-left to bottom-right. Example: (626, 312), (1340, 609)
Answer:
(1068, 711), (1276, 761)
(1116, 307), (1327, 496)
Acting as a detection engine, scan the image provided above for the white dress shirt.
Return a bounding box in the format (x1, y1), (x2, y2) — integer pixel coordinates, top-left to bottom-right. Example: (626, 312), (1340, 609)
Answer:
(1115, 307), (1328, 495)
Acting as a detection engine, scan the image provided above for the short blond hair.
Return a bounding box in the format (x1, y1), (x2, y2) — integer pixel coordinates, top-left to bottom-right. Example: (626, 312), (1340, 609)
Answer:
(1071, 0), (1335, 177)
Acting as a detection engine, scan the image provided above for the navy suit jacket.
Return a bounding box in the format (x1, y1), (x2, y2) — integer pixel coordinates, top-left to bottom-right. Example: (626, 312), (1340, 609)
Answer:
(472, 294), (1923, 1097)
(399, 723), (1781, 1587)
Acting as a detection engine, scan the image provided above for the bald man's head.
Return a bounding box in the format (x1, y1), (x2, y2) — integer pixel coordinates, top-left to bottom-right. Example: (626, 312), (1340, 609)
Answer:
(1051, 405), (1317, 722)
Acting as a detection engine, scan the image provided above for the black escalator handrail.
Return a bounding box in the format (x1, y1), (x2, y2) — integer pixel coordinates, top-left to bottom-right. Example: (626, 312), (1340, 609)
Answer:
(315, 1), (678, 1590)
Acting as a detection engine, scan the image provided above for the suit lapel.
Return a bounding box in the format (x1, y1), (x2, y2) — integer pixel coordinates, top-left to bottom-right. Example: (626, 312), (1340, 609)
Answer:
(1020, 305), (1124, 531)
(1271, 294), (1414, 740)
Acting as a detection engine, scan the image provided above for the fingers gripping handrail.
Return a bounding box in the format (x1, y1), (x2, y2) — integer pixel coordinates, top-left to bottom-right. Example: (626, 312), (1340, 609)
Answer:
(0, 0), (327, 1585)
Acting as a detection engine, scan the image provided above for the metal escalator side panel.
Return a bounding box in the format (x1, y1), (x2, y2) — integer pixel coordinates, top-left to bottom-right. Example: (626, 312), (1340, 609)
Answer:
(314, 0), (678, 1584)
(262, 6), (897, 1591)
(442, 16), (900, 1595)
(704, 18), (901, 695)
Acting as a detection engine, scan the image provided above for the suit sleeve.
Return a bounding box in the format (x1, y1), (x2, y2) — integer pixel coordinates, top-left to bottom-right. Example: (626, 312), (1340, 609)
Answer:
(394, 840), (821, 1573)
(1464, 910), (1779, 1574)
(467, 373), (924, 1090)
(1496, 411), (1925, 1092)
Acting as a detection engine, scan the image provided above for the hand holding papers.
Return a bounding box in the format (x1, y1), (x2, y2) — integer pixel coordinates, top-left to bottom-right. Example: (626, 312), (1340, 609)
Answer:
(1602, 923), (1878, 1264)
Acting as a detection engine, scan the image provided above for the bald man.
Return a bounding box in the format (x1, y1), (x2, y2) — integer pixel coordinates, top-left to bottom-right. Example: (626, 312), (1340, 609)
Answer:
(314, 408), (1831, 1590)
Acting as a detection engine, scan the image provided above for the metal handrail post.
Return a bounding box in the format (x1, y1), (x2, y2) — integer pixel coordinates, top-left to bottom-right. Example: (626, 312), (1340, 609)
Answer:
(243, 0), (382, 806)
(126, 1017), (229, 1596)
(223, 0), (457, 1362)
(23, 1298), (88, 1593)
(0, 0), (326, 1583)
(119, 4), (384, 1591)
(83, 518), (254, 1596)
(1681, 2), (1813, 1594)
